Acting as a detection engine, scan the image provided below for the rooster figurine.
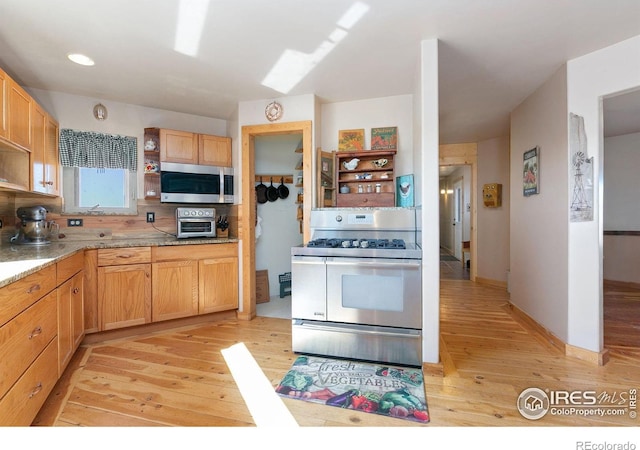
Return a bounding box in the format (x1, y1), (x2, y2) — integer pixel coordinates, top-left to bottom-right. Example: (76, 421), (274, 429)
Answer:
(342, 158), (360, 171)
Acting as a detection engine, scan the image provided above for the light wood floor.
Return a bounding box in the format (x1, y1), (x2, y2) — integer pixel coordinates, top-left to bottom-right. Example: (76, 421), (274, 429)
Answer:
(33, 280), (639, 427)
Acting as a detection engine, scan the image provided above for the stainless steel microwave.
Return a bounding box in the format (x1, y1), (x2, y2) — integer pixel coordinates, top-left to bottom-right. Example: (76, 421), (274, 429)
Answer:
(160, 162), (234, 204)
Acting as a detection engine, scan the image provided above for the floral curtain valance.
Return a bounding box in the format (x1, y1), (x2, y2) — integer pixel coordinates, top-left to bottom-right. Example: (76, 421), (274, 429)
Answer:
(59, 129), (138, 171)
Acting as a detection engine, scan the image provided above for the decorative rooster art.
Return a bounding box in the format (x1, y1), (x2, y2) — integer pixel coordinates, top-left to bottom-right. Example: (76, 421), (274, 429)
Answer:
(399, 181), (412, 198)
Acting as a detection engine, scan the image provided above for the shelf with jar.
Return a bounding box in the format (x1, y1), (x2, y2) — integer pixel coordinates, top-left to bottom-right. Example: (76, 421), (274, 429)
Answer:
(335, 150), (396, 207)
(143, 128), (161, 199)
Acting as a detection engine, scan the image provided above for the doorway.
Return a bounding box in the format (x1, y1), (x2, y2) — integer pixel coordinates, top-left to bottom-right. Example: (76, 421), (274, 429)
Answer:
(439, 167), (470, 281)
(439, 143), (477, 281)
(453, 177), (464, 260)
(602, 89), (640, 351)
(239, 121), (313, 320)
(253, 134), (301, 319)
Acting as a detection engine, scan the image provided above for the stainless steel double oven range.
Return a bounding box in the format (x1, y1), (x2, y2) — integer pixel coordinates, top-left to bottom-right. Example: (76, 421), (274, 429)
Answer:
(291, 207), (422, 367)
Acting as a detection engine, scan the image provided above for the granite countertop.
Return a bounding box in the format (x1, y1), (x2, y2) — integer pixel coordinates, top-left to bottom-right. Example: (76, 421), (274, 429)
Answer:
(0, 236), (238, 288)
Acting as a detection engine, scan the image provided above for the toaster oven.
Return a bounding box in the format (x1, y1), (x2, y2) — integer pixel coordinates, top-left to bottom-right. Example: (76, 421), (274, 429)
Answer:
(176, 207), (216, 238)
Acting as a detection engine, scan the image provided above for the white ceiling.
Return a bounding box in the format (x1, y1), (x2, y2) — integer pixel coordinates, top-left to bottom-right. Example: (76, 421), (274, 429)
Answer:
(1, 0), (639, 144)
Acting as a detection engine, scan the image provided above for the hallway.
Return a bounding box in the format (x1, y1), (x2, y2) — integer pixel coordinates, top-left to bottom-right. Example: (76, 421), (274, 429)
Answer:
(440, 247), (470, 280)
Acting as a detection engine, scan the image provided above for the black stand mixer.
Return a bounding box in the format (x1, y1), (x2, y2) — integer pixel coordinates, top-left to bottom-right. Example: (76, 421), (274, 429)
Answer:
(11, 206), (58, 245)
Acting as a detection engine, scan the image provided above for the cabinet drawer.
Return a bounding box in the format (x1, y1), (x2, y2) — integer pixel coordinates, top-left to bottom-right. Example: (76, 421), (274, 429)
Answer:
(152, 243), (237, 262)
(98, 247), (151, 266)
(0, 291), (57, 399)
(0, 264), (56, 327)
(57, 251), (84, 285)
(336, 192), (395, 207)
(0, 337), (58, 426)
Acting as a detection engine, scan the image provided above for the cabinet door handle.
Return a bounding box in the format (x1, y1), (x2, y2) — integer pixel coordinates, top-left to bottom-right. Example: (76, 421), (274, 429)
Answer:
(73, 287), (79, 294)
(29, 326), (43, 339)
(29, 382), (43, 398)
(27, 283), (41, 294)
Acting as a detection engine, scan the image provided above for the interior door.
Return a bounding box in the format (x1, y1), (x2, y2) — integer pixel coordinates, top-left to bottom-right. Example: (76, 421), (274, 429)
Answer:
(453, 178), (464, 260)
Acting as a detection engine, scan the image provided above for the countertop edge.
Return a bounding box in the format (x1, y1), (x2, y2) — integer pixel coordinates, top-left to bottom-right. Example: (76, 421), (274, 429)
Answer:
(0, 237), (239, 288)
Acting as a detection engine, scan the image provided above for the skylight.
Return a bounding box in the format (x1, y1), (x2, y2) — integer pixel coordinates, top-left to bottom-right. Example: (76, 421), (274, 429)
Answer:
(174, 0), (210, 57)
(262, 1), (370, 94)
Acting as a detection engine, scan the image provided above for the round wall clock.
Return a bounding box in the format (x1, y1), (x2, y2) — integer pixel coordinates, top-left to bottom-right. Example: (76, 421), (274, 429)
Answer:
(265, 101), (283, 122)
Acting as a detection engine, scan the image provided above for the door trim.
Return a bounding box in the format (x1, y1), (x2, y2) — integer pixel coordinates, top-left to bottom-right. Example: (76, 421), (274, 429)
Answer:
(239, 121), (313, 320)
(439, 143), (477, 281)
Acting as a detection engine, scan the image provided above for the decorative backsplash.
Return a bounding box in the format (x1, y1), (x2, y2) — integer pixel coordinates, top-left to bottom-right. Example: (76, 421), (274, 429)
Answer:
(1, 194), (237, 243)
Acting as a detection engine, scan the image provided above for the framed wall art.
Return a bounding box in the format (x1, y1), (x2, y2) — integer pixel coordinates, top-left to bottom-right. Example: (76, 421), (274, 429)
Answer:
(338, 129), (365, 151)
(523, 146), (540, 197)
(371, 126), (398, 150)
(396, 174), (414, 207)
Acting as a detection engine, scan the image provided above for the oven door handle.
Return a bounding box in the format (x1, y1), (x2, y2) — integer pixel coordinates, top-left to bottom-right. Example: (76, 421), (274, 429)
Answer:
(326, 259), (420, 270)
(295, 321), (421, 338)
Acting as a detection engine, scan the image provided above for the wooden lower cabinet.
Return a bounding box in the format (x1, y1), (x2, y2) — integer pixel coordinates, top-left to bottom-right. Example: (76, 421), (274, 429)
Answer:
(152, 260), (198, 322)
(94, 243), (238, 332)
(57, 252), (84, 375)
(0, 252), (85, 425)
(0, 338), (58, 426)
(98, 263), (152, 331)
(57, 271), (83, 375)
(152, 243), (239, 318)
(199, 256), (239, 314)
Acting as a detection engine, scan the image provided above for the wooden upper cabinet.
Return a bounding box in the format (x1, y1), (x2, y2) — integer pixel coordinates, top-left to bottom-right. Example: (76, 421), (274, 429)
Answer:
(44, 114), (60, 195)
(7, 77), (32, 151)
(30, 102), (46, 192)
(31, 104), (60, 195)
(159, 129), (198, 164)
(0, 68), (7, 139)
(157, 128), (231, 166)
(199, 134), (232, 167)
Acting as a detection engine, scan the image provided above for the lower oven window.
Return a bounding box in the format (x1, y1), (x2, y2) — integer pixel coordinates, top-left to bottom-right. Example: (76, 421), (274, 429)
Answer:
(341, 274), (404, 312)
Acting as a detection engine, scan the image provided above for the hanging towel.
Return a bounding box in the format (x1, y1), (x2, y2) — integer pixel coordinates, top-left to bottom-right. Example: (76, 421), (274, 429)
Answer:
(255, 216), (263, 242)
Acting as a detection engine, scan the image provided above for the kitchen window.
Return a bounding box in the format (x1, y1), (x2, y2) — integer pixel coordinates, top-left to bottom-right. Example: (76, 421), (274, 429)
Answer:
(59, 129), (138, 214)
(62, 167), (136, 214)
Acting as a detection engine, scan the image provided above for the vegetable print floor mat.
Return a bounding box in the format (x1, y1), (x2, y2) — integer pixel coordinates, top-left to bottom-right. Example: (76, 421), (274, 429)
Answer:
(275, 355), (429, 424)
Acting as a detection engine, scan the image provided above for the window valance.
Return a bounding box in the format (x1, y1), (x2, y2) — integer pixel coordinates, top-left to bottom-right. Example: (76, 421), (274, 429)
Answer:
(59, 129), (138, 171)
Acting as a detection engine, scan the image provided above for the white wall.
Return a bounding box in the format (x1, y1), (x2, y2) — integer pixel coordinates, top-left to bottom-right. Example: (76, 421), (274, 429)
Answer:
(254, 134), (304, 295)
(510, 65), (569, 342)
(567, 34), (640, 351)
(418, 39), (440, 364)
(477, 136), (510, 283)
(320, 95), (413, 177)
(28, 88), (228, 198)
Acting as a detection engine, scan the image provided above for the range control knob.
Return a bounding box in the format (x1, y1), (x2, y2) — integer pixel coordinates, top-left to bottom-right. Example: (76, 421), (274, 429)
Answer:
(335, 215), (342, 222)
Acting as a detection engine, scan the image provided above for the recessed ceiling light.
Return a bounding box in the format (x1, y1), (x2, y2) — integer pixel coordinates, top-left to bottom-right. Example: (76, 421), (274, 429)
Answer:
(67, 53), (95, 66)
